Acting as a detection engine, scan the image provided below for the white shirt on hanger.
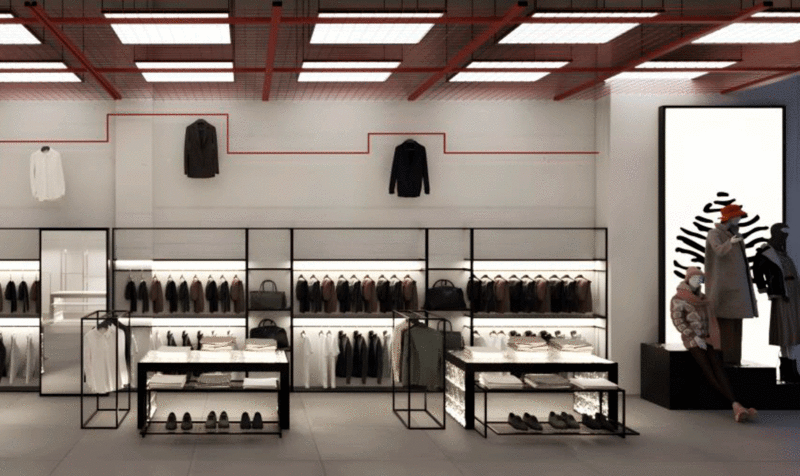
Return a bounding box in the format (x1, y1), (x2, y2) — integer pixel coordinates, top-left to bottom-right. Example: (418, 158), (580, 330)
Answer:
(322, 332), (339, 389)
(25, 335), (34, 384)
(8, 334), (18, 386)
(83, 325), (129, 394)
(29, 148), (66, 202)
(299, 334), (313, 389)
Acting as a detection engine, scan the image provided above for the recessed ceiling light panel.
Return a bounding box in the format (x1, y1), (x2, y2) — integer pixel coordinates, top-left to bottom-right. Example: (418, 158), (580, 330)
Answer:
(298, 62), (400, 82)
(609, 71), (708, 80)
(105, 13), (231, 44)
(693, 23), (800, 43)
(636, 61), (736, 69)
(310, 13), (442, 44)
(450, 61), (569, 82)
(0, 13), (41, 44)
(500, 12), (658, 44)
(0, 62), (80, 82)
(136, 62), (234, 82)
(752, 12), (800, 17)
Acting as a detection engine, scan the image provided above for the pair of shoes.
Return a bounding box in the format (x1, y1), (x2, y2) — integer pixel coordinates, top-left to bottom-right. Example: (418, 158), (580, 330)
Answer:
(181, 412), (193, 431)
(548, 411), (575, 430)
(560, 412), (580, 429)
(595, 413), (617, 432)
(240, 412), (265, 430)
(522, 413), (542, 431)
(166, 412), (178, 431)
(206, 411), (230, 430)
(582, 413), (602, 430)
(508, 413), (528, 431)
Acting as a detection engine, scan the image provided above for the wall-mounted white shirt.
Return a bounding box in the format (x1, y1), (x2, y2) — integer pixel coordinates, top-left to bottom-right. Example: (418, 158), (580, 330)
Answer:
(30, 148), (65, 202)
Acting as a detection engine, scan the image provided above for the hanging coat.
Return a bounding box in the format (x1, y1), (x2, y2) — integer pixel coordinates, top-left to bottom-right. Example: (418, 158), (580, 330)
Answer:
(178, 280), (190, 313)
(190, 280), (205, 313)
(704, 222), (758, 319)
(4, 281), (16, 313)
(164, 280), (178, 313)
(206, 280), (218, 313)
(138, 281), (150, 313)
(218, 280), (231, 313)
(124, 280), (137, 313)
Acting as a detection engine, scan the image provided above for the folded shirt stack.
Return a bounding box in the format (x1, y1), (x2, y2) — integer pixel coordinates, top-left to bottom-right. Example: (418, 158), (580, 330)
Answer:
(147, 373), (187, 389)
(477, 372), (525, 389)
(569, 377), (618, 390)
(244, 338), (278, 352)
(463, 346), (506, 361)
(243, 377), (279, 389)
(549, 337), (594, 353)
(523, 373), (572, 389)
(196, 372), (233, 387)
(507, 335), (548, 352)
(200, 336), (237, 351)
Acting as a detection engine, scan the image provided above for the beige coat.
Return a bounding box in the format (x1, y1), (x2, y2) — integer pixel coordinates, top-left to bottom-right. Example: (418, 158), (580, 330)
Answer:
(704, 222), (758, 319)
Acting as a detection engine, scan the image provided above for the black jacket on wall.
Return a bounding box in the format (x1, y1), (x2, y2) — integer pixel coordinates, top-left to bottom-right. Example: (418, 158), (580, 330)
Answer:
(138, 281), (149, 313)
(124, 280), (137, 313)
(389, 139), (430, 197)
(184, 119), (219, 178)
(165, 280), (178, 313)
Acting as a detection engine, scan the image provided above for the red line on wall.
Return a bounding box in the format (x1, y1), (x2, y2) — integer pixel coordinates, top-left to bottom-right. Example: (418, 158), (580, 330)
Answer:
(0, 113), (599, 156)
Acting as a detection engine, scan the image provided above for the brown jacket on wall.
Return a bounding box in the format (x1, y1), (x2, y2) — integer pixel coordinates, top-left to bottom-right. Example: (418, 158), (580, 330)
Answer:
(575, 276), (593, 313)
(362, 277), (378, 312)
(190, 279), (205, 313)
(494, 277), (510, 314)
(402, 277), (418, 310)
(150, 278), (164, 314)
(230, 278), (245, 313)
(322, 277), (337, 313)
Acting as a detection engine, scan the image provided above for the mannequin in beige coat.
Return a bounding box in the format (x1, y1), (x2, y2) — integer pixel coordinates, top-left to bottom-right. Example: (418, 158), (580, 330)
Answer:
(705, 204), (758, 365)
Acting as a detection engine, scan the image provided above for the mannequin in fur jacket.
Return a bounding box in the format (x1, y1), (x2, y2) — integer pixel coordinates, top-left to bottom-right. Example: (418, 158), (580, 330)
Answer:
(671, 267), (757, 423)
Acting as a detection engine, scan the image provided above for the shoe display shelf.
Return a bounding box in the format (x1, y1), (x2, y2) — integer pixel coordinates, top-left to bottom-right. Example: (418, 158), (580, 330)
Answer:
(142, 382), (281, 437)
(472, 383), (635, 439)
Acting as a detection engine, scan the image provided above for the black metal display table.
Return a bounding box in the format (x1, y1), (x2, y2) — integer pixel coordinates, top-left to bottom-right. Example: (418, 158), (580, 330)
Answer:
(137, 350), (290, 434)
(445, 350), (625, 433)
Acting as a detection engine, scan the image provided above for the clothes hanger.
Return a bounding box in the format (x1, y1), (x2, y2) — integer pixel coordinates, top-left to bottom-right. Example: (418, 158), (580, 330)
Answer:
(208, 274), (213, 281)
(350, 274), (358, 280)
(494, 274), (504, 279)
(390, 274), (399, 280)
(549, 274), (560, 279)
(220, 275), (226, 281)
(179, 274), (185, 281)
(40, 145), (50, 152)
(298, 274), (305, 280)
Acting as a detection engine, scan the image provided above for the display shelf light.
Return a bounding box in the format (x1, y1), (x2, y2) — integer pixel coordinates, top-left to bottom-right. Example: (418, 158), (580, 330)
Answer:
(115, 260), (246, 271)
(449, 61), (569, 82)
(471, 260), (606, 272)
(472, 317), (607, 328)
(310, 12), (443, 44)
(0, 13), (40, 44)
(0, 318), (40, 327)
(135, 62), (234, 82)
(0, 62), (80, 82)
(146, 317), (246, 327)
(298, 62), (400, 82)
(293, 317), (392, 327)
(0, 260), (41, 271)
(693, 22), (800, 43)
(752, 11), (800, 17)
(293, 260), (423, 272)
(105, 13), (231, 44)
(499, 12), (658, 44)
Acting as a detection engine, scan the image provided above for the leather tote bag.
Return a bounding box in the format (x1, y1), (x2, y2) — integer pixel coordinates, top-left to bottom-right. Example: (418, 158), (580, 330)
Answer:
(249, 318), (289, 348)
(436, 319), (464, 351)
(424, 279), (466, 311)
(250, 280), (286, 310)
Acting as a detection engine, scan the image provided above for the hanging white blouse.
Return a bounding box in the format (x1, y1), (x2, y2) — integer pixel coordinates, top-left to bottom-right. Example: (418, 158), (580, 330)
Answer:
(30, 148), (66, 202)
(83, 325), (129, 394)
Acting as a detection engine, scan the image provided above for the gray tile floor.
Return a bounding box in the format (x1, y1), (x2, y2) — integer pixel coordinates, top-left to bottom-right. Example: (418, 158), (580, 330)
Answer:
(0, 391), (798, 476)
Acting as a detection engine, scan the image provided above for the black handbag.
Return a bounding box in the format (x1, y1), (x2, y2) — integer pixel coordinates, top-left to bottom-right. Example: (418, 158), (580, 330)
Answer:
(249, 319), (289, 348)
(424, 279), (466, 311)
(250, 280), (286, 310)
(436, 320), (464, 350)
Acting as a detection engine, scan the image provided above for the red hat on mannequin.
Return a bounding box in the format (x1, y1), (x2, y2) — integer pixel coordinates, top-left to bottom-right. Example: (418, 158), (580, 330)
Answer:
(720, 204), (747, 223)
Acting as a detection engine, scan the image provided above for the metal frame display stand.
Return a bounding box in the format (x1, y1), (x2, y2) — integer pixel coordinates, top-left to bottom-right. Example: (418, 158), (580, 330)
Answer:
(80, 310), (132, 429)
(391, 310), (448, 430)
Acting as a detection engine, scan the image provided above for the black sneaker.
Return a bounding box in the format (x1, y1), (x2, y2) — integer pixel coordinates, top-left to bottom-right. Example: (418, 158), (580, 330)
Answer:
(560, 412), (580, 429)
(251, 412), (264, 430)
(522, 413), (542, 431)
(548, 411), (568, 430)
(205, 411), (217, 430)
(507, 413), (528, 431)
(218, 411), (230, 430)
(240, 412), (251, 430)
(180, 412), (193, 431)
(165, 412), (177, 431)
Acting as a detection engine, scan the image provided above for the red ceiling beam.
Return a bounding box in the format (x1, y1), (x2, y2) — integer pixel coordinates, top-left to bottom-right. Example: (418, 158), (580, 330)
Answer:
(261, 2), (282, 101)
(720, 69), (800, 94)
(407, 1), (528, 101)
(25, 1), (122, 100)
(553, 2), (772, 101)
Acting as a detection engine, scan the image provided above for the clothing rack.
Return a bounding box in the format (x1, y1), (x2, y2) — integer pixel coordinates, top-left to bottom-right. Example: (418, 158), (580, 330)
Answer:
(391, 310), (448, 430)
(80, 310), (132, 429)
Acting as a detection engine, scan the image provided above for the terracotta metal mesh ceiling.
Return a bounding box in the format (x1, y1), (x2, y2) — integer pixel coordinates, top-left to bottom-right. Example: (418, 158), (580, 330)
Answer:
(0, 0), (798, 101)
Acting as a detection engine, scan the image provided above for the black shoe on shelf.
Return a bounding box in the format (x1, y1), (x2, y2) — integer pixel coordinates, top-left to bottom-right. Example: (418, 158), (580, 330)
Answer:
(522, 413), (542, 431)
(165, 412), (177, 431)
(218, 411), (230, 430)
(181, 412), (193, 431)
(205, 411), (217, 430)
(251, 412), (264, 430)
(507, 413), (529, 431)
(240, 412), (252, 430)
(596, 413), (618, 433)
(582, 413), (602, 430)
(560, 412), (580, 429)
(548, 411), (568, 430)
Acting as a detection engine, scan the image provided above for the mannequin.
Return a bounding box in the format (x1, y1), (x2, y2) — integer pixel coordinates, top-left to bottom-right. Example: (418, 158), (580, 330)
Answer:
(671, 267), (757, 422)
(753, 223), (800, 382)
(704, 204), (758, 365)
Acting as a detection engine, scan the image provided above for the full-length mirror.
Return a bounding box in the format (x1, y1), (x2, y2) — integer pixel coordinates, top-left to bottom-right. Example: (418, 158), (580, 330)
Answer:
(40, 229), (108, 395)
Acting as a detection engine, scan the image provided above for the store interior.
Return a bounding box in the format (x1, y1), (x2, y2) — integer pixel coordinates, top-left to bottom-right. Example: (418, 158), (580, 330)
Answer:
(1, 0), (800, 474)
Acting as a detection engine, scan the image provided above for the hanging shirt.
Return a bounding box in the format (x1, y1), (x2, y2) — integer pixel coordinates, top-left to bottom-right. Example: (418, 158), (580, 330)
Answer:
(299, 334), (313, 389)
(322, 332), (340, 389)
(30, 148), (66, 202)
(25, 335), (34, 384)
(83, 325), (129, 394)
(8, 334), (18, 385)
(382, 333), (392, 380)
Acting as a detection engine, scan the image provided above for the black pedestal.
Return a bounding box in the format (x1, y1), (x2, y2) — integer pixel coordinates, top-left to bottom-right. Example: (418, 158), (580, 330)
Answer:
(641, 343), (800, 410)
